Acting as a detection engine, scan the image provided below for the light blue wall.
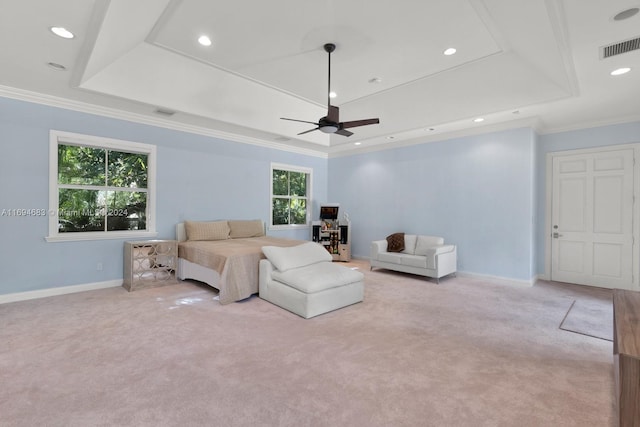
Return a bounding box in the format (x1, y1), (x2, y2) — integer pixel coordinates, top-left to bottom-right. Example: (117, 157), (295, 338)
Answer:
(535, 121), (640, 275)
(328, 128), (537, 281)
(2, 93), (638, 296)
(0, 97), (328, 295)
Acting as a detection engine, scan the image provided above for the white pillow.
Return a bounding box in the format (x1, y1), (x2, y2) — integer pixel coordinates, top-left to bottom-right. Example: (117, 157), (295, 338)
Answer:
(402, 234), (418, 254)
(262, 242), (332, 272)
(414, 235), (445, 255)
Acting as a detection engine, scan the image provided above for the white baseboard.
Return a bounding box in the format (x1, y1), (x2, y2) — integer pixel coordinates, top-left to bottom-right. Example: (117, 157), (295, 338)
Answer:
(0, 279), (123, 304)
(457, 271), (537, 286)
(358, 255), (538, 286)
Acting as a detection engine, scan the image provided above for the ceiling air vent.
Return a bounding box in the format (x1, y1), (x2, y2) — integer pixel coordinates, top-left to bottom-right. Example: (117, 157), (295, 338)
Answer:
(601, 36), (640, 58)
(154, 108), (175, 117)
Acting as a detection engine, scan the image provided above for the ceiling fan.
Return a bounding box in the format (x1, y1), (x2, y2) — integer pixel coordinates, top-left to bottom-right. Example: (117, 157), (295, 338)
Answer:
(281, 43), (380, 137)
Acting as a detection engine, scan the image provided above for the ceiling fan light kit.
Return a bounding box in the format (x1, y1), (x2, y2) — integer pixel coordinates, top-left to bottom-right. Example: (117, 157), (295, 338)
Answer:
(320, 124), (339, 134)
(280, 43), (380, 138)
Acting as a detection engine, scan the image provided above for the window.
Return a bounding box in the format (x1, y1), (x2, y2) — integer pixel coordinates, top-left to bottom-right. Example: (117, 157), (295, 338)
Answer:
(270, 163), (312, 228)
(47, 130), (157, 241)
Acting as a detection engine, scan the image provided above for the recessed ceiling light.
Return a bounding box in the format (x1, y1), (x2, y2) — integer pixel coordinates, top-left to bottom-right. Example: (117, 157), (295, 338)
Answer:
(386, 136), (395, 140)
(50, 27), (74, 39)
(47, 62), (67, 71)
(198, 35), (212, 46)
(354, 142), (362, 146)
(443, 48), (457, 56)
(329, 91), (337, 98)
(611, 67), (631, 76)
(427, 128), (435, 131)
(614, 7), (639, 21)
(368, 77), (382, 84)
(512, 110), (520, 114)
(473, 117), (485, 123)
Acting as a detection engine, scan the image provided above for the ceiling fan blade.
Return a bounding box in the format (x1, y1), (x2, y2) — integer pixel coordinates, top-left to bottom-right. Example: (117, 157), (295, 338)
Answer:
(281, 117), (320, 125)
(281, 44), (380, 138)
(340, 118), (380, 129)
(298, 127), (320, 135)
(327, 105), (339, 123)
(335, 129), (354, 137)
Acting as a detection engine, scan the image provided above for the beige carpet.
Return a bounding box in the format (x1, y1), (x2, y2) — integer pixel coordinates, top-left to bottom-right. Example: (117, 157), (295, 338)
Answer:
(559, 297), (614, 341)
(0, 260), (615, 427)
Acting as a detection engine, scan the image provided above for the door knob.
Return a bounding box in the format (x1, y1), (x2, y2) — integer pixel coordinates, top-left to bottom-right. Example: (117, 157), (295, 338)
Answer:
(553, 232), (563, 238)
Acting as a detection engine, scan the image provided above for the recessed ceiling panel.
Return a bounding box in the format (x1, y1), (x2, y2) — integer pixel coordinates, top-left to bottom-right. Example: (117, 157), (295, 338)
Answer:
(149, 0), (502, 105)
(80, 43), (331, 146)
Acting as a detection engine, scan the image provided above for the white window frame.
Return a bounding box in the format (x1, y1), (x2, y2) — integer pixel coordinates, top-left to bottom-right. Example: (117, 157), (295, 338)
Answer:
(46, 130), (157, 242)
(270, 163), (312, 230)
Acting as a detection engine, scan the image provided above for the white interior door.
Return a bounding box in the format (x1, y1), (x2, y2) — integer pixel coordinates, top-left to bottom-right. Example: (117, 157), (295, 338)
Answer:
(551, 148), (634, 289)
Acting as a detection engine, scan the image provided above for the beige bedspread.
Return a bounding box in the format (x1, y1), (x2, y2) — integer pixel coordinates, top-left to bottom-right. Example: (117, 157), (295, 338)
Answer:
(178, 236), (305, 304)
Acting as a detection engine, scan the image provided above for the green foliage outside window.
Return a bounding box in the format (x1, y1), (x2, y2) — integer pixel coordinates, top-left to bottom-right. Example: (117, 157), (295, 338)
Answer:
(272, 169), (308, 226)
(58, 145), (105, 185)
(57, 144), (148, 232)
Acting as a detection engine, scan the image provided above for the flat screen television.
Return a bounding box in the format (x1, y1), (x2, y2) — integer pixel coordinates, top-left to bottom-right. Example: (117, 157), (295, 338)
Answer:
(319, 205), (339, 220)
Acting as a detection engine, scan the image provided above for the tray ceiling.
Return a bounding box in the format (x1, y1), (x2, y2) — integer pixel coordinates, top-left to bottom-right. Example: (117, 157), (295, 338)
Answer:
(1, 0), (639, 156)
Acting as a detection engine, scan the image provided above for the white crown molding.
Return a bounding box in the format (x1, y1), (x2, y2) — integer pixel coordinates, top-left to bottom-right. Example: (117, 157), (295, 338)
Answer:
(0, 85), (328, 159)
(3, 84), (638, 160)
(327, 116), (543, 158)
(537, 114), (640, 135)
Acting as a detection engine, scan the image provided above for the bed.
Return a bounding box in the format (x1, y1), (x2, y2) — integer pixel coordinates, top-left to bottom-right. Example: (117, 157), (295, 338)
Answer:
(176, 220), (305, 304)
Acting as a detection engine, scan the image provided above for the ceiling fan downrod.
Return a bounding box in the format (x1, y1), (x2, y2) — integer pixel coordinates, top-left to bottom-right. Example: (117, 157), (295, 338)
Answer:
(324, 43), (335, 110)
(279, 42), (379, 137)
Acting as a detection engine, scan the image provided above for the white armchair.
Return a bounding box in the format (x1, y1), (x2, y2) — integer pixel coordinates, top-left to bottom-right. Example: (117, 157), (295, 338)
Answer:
(260, 242), (364, 318)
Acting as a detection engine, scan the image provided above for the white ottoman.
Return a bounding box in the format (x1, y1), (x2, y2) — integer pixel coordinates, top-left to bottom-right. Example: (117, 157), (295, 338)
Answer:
(260, 242), (364, 318)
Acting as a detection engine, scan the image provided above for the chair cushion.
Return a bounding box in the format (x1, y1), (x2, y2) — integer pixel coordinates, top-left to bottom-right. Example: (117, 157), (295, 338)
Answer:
(386, 233), (405, 252)
(379, 252), (405, 263)
(414, 235), (445, 255)
(402, 234), (418, 254)
(262, 242), (332, 272)
(272, 262), (364, 293)
(401, 254), (428, 268)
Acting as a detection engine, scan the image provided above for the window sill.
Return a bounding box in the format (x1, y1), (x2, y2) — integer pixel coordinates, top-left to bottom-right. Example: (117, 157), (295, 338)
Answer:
(268, 224), (310, 231)
(45, 230), (159, 243)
